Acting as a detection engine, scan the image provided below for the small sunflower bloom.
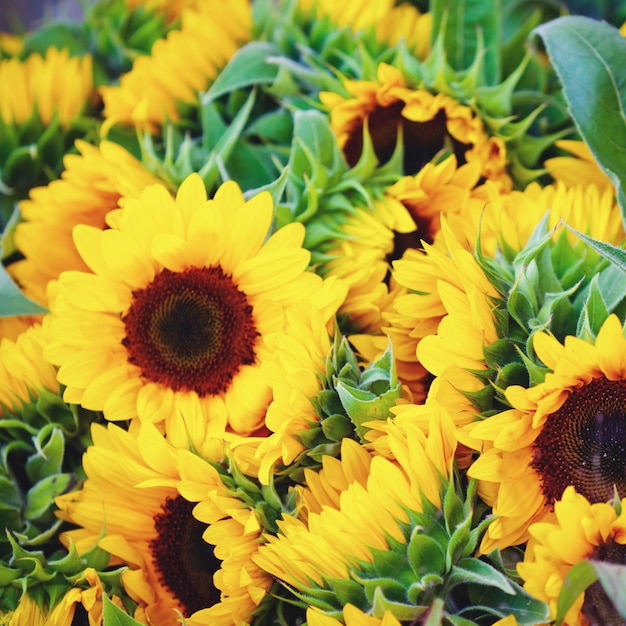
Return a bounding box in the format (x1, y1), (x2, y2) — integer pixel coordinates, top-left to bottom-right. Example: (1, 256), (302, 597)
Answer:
(320, 63), (511, 187)
(45, 174), (342, 437)
(11, 140), (162, 307)
(0, 47), (93, 127)
(518, 486), (626, 625)
(100, 0), (251, 132)
(462, 314), (626, 552)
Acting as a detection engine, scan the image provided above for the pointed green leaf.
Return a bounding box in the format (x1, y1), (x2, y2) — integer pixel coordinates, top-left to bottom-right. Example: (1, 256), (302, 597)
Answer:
(407, 530), (446, 578)
(448, 558), (515, 594)
(590, 560), (626, 619)
(430, 0), (501, 85)
(534, 16), (626, 226)
(555, 560), (597, 626)
(202, 42), (281, 103)
(561, 221), (626, 272)
(102, 593), (144, 626)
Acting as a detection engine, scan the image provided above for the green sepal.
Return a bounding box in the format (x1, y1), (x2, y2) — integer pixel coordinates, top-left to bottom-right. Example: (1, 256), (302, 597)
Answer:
(447, 558), (515, 595)
(370, 586), (428, 621)
(326, 577), (367, 610)
(102, 593), (144, 626)
(407, 531), (446, 579)
(561, 221), (626, 273)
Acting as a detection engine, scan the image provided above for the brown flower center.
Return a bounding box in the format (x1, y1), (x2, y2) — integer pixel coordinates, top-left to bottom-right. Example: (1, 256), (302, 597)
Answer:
(342, 104), (467, 177)
(122, 266), (258, 396)
(532, 377), (626, 507)
(150, 495), (220, 616)
(581, 539), (626, 625)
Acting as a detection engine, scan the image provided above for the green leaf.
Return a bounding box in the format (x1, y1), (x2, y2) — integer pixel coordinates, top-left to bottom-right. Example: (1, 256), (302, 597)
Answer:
(561, 221), (626, 273)
(576, 274), (609, 339)
(407, 530), (446, 578)
(430, 0), (501, 85)
(102, 593), (144, 625)
(0, 261), (48, 316)
(202, 42), (281, 103)
(448, 558), (515, 594)
(24, 473), (71, 521)
(555, 560), (597, 626)
(590, 561), (626, 619)
(534, 16), (626, 227)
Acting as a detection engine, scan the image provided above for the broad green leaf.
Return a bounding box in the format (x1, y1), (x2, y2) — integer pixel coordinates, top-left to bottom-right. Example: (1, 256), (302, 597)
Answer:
(202, 42), (281, 103)
(555, 560), (597, 626)
(430, 0), (501, 85)
(407, 530), (446, 578)
(102, 593), (144, 625)
(535, 16), (626, 226)
(448, 558), (515, 594)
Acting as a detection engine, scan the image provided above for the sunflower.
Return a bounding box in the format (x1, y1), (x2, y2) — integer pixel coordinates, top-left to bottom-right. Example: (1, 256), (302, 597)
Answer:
(123, 0), (205, 22)
(7, 568), (115, 626)
(252, 413), (457, 612)
(307, 604), (402, 626)
(461, 314), (626, 552)
(0, 317), (59, 414)
(100, 0), (251, 132)
(544, 139), (612, 190)
(55, 421), (273, 625)
(518, 486), (626, 625)
(10, 140), (162, 307)
(352, 215), (501, 407)
(45, 174), (344, 437)
(319, 63), (511, 188)
(0, 47), (93, 127)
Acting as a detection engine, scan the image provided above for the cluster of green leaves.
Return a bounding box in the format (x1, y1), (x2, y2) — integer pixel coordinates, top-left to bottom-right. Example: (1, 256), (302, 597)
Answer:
(0, 532), (134, 618)
(274, 332), (401, 484)
(0, 390), (95, 561)
(284, 475), (549, 624)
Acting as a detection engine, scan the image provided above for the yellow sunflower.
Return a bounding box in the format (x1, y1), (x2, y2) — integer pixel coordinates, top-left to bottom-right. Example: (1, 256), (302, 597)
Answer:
(307, 604), (402, 626)
(544, 139), (612, 190)
(518, 486), (626, 625)
(44, 174), (344, 436)
(353, 215), (501, 408)
(56, 421), (272, 625)
(100, 0), (251, 132)
(319, 63), (511, 188)
(0, 47), (93, 127)
(0, 317), (58, 415)
(8, 568), (116, 626)
(253, 412), (456, 592)
(296, 0), (431, 59)
(11, 140), (162, 307)
(0, 32), (22, 57)
(461, 314), (626, 552)
(124, 0), (205, 22)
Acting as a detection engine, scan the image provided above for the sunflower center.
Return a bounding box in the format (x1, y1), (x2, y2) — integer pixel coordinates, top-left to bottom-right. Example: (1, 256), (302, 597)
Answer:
(150, 495), (220, 616)
(343, 104), (467, 176)
(122, 266), (258, 396)
(531, 377), (626, 506)
(581, 539), (626, 625)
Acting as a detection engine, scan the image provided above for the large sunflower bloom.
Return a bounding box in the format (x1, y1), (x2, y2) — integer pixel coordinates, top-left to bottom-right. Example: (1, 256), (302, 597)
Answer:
(319, 63), (511, 188)
(10, 140), (161, 307)
(461, 314), (626, 552)
(45, 174), (342, 436)
(55, 422), (272, 625)
(0, 47), (92, 127)
(518, 486), (626, 625)
(100, 0), (251, 132)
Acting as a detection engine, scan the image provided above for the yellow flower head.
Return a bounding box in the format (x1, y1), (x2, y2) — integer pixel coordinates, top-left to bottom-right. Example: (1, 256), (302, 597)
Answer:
(518, 486), (626, 625)
(0, 317), (58, 416)
(11, 140), (162, 307)
(320, 63), (511, 188)
(253, 412), (456, 590)
(0, 47), (93, 127)
(462, 314), (626, 552)
(100, 0), (251, 132)
(544, 139), (612, 190)
(56, 421), (272, 625)
(45, 174), (344, 438)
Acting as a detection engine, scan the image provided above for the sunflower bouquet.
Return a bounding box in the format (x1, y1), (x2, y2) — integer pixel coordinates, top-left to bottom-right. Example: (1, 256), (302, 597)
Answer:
(1, 0), (626, 624)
